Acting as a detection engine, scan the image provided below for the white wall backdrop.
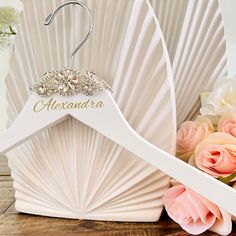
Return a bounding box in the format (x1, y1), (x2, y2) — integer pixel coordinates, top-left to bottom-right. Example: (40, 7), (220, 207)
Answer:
(0, 0), (236, 133)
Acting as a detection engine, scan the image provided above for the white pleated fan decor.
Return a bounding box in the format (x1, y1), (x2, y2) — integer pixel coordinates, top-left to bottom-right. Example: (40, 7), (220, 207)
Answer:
(5, 0), (176, 221)
(150, 0), (228, 125)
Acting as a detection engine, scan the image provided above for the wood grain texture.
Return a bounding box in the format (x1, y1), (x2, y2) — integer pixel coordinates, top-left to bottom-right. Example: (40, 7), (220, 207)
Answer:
(0, 179), (235, 236)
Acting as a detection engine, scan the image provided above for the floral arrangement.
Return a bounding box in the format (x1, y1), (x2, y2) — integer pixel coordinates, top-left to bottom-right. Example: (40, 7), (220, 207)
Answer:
(0, 3), (21, 50)
(163, 76), (236, 235)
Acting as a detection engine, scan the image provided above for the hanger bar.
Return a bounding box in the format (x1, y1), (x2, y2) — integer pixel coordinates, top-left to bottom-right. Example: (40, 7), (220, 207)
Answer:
(1, 91), (236, 216)
(0, 94), (69, 154)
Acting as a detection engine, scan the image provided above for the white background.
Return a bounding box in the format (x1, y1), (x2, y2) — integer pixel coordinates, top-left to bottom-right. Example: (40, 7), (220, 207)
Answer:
(0, 0), (236, 132)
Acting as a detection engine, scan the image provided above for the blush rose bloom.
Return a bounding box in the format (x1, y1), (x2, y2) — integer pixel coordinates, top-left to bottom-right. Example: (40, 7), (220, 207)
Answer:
(163, 185), (232, 235)
(218, 112), (236, 138)
(176, 116), (214, 161)
(194, 133), (236, 179)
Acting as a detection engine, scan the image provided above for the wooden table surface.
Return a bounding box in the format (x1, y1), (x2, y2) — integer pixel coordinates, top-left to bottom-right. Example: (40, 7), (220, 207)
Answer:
(0, 175), (235, 236)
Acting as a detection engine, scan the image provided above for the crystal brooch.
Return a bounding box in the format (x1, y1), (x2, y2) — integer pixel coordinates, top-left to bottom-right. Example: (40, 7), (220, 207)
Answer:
(30, 69), (112, 97)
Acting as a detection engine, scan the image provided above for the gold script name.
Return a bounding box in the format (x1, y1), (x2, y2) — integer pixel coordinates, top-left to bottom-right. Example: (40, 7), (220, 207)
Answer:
(33, 98), (104, 112)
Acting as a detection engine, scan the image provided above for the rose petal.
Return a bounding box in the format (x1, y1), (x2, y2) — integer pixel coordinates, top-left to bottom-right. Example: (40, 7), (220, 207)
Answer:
(193, 191), (222, 220)
(175, 191), (199, 223)
(218, 112), (236, 138)
(163, 185), (232, 235)
(210, 208), (232, 236)
(163, 185), (185, 207)
(163, 185), (219, 235)
(180, 215), (216, 235)
(194, 133), (236, 178)
(176, 116), (213, 159)
(188, 155), (196, 166)
(166, 200), (191, 225)
(186, 188), (212, 223)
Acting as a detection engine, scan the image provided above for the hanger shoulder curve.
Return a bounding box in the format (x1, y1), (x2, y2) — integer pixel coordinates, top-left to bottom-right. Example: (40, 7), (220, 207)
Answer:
(71, 91), (236, 216)
(1, 90), (236, 215)
(0, 94), (68, 155)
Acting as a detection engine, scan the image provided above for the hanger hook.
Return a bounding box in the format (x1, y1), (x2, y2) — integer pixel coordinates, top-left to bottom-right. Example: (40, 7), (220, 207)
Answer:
(44, 1), (94, 68)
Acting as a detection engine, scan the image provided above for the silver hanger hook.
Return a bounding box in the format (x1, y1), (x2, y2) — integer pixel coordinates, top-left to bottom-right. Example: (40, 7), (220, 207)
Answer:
(44, 1), (94, 68)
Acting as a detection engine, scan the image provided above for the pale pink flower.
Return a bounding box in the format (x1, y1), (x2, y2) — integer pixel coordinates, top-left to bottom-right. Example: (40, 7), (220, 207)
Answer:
(195, 133), (236, 179)
(218, 112), (236, 138)
(176, 116), (214, 161)
(163, 185), (232, 235)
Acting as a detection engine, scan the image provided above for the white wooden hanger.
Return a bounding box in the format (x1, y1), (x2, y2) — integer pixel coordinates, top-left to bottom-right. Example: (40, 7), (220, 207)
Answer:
(1, 1), (236, 215)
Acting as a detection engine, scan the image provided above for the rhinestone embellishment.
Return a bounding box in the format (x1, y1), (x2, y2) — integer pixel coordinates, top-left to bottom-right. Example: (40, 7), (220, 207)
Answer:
(30, 69), (112, 97)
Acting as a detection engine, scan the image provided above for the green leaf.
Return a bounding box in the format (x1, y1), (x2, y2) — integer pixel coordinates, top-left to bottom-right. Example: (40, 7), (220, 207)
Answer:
(219, 171), (236, 184)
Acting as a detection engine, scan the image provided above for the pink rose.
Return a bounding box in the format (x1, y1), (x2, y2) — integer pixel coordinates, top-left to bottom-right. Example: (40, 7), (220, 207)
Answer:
(163, 185), (232, 235)
(218, 112), (236, 138)
(195, 133), (236, 179)
(176, 116), (214, 161)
